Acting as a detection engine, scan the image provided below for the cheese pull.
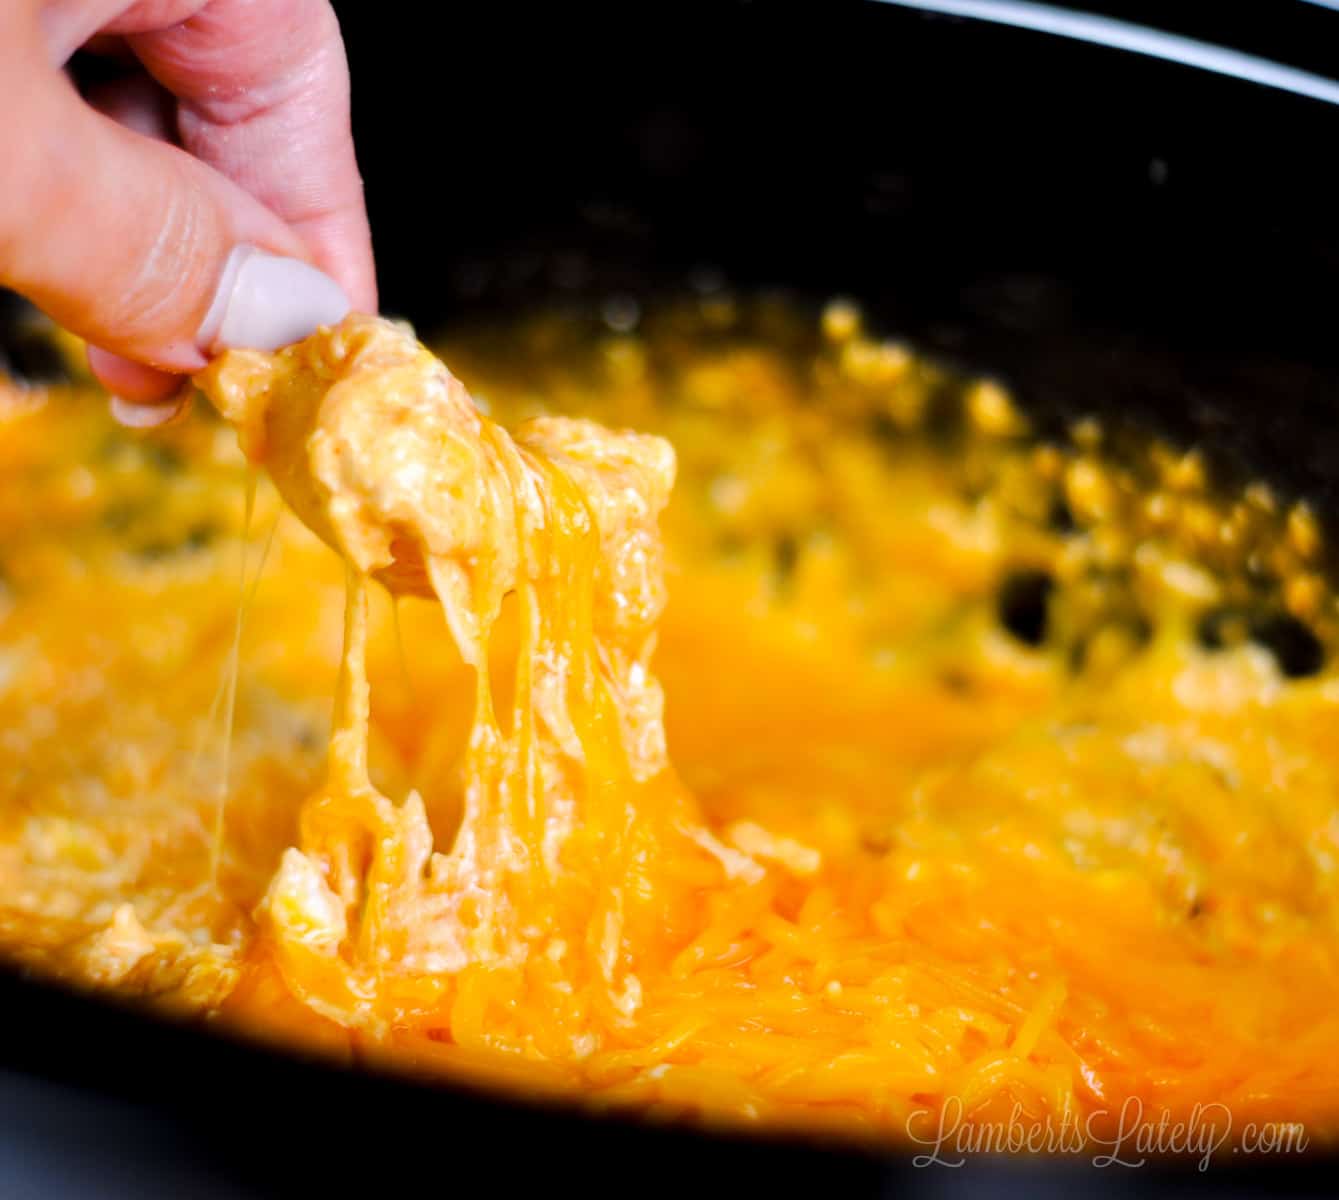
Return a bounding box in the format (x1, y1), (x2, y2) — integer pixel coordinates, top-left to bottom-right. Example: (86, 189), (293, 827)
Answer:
(193, 313), (683, 993)
(194, 315), (675, 660)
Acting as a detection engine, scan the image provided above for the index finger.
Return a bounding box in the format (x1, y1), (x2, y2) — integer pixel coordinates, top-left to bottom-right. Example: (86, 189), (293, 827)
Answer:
(128, 0), (377, 313)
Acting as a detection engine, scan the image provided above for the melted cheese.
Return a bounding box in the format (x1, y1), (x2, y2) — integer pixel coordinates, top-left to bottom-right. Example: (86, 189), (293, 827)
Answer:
(0, 301), (1336, 1150)
(196, 315), (709, 1029)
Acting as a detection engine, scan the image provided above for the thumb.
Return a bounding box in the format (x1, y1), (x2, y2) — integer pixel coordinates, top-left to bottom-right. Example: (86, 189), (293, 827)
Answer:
(0, 64), (348, 375)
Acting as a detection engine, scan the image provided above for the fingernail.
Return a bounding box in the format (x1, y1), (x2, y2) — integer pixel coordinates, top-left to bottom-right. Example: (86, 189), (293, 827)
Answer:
(110, 387), (193, 430)
(197, 245), (350, 355)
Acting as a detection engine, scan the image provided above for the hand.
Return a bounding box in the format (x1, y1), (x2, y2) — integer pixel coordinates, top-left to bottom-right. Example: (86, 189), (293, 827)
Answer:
(0, 0), (376, 424)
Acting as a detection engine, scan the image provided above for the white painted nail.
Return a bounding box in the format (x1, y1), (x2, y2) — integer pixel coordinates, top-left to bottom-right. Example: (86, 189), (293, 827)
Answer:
(110, 389), (193, 429)
(197, 245), (350, 355)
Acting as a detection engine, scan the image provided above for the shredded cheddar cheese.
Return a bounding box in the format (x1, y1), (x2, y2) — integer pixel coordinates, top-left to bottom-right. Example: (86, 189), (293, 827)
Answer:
(0, 298), (1336, 1151)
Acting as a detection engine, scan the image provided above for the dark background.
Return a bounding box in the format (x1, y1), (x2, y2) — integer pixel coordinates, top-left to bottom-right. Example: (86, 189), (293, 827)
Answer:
(347, 0), (1339, 517)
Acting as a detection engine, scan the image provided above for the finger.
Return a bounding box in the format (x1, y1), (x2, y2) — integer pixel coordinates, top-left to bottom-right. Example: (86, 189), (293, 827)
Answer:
(129, 0), (377, 311)
(82, 68), (184, 402)
(109, 386), (193, 429)
(0, 38), (348, 372)
(87, 343), (180, 403)
(39, 2), (207, 64)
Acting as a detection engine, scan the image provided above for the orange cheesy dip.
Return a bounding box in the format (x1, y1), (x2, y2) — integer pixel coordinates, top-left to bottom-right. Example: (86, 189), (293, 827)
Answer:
(0, 297), (1336, 1149)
